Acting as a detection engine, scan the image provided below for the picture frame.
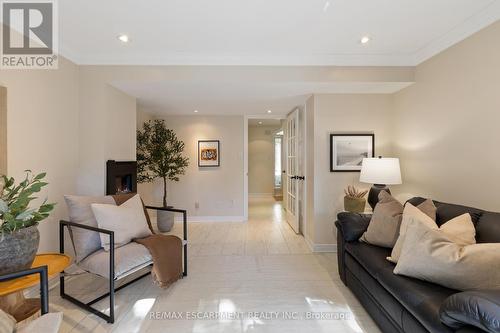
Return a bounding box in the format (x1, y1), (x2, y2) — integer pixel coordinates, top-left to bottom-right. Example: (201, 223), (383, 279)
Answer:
(198, 140), (220, 167)
(330, 134), (374, 172)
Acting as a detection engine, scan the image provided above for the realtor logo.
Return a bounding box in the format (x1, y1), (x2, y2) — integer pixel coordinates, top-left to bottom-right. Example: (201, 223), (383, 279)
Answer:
(1, 0), (58, 69)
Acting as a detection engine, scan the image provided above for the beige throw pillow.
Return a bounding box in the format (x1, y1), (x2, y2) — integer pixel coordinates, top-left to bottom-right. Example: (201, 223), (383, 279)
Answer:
(360, 191), (404, 248)
(394, 219), (500, 291)
(91, 194), (152, 251)
(388, 203), (475, 263)
(360, 193), (436, 248)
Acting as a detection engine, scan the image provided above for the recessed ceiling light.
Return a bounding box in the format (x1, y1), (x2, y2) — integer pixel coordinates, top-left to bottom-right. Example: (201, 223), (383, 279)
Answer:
(360, 36), (371, 44)
(117, 34), (129, 43)
(194, 110), (199, 113)
(267, 110), (272, 114)
(258, 121), (263, 125)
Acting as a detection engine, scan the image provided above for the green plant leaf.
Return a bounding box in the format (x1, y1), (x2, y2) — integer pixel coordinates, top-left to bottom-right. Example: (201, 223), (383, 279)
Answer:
(0, 199), (8, 213)
(16, 209), (35, 221)
(33, 172), (47, 181)
(0, 172), (54, 233)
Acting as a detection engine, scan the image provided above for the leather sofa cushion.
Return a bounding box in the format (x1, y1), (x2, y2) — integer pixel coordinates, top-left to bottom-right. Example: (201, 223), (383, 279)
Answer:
(476, 212), (500, 243)
(346, 241), (456, 333)
(345, 253), (404, 328)
(336, 213), (371, 242)
(406, 197), (483, 227)
(440, 290), (500, 333)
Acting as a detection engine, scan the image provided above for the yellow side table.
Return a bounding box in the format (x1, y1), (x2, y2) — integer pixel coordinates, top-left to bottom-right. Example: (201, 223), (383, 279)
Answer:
(0, 253), (71, 322)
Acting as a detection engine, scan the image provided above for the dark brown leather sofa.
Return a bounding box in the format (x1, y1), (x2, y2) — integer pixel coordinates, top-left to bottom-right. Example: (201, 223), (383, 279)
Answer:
(335, 197), (500, 333)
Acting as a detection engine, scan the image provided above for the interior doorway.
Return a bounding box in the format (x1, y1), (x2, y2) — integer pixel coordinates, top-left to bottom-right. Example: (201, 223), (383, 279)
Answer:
(247, 119), (284, 200)
(244, 111), (306, 237)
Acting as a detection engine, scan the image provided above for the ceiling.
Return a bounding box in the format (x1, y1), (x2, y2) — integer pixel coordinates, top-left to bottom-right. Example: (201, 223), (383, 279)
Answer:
(60, 0), (500, 66)
(62, 1), (500, 115)
(113, 80), (412, 116)
(248, 119), (283, 127)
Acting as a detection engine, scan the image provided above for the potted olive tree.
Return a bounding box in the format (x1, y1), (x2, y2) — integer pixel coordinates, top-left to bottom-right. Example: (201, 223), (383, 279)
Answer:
(137, 120), (189, 232)
(0, 171), (55, 275)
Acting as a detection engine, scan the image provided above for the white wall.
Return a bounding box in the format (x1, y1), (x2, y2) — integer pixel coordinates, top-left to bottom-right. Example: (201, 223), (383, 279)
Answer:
(0, 58), (80, 252)
(0, 60), (138, 253)
(0, 87), (6, 175)
(304, 97), (315, 243)
(393, 20), (500, 211)
(248, 125), (281, 195)
(78, 68), (137, 195)
(138, 115), (245, 221)
(311, 94), (394, 245)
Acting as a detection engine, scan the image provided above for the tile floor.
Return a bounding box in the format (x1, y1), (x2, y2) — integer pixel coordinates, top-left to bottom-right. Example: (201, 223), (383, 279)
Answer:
(50, 197), (381, 333)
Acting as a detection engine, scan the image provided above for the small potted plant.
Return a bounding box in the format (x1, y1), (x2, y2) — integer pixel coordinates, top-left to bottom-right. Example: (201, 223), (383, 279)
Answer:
(344, 185), (368, 213)
(137, 120), (189, 232)
(0, 171), (55, 275)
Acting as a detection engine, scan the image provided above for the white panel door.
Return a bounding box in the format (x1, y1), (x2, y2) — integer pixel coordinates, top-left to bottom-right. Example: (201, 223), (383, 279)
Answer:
(285, 109), (299, 233)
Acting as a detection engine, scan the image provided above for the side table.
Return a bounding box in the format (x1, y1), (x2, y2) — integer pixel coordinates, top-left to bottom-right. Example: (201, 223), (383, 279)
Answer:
(0, 253), (71, 322)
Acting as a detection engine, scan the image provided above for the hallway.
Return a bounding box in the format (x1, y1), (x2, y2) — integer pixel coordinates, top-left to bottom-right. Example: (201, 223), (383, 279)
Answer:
(184, 197), (310, 256)
(50, 197), (380, 333)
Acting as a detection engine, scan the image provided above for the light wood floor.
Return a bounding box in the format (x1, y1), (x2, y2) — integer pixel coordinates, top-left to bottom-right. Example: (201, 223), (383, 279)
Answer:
(50, 197), (380, 333)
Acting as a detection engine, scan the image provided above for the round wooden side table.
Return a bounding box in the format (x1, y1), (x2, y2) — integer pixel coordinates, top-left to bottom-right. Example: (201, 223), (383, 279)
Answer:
(0, 253), (71, 322)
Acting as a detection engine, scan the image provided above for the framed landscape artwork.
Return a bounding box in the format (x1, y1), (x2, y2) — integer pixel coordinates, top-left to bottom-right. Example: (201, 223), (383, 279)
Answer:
(198, 140), (220, 167)
(330, 134), (374, 172)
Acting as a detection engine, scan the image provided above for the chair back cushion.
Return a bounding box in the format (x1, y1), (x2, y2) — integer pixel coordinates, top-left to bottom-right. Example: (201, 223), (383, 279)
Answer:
(91, 194), (152, 250)
(64, 195), (116, 262)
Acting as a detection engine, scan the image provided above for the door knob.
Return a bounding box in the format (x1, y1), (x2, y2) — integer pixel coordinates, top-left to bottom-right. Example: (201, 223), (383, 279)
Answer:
(297, 176), (305, 180)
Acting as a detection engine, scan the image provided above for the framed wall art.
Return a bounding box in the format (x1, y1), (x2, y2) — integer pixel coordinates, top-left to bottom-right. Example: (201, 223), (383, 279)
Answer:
(330, 134), (374, 172)
(198, 140), (220, 167)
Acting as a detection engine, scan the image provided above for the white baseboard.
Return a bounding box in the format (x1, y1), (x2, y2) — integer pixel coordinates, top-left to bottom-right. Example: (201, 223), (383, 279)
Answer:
(249, 193), (273, 198)
(305, 236), (337, 253)
(175, 216), (246, 223)
(312, 243), (337, 253)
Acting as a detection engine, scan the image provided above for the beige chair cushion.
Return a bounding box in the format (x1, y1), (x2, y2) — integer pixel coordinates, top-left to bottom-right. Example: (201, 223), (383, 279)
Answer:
(91, 194), (152, 251)
(394, 218), (500, 291)
(79, 242), (152, 279)
(388, 203), (475, 263)
(64, 195), (116, 262)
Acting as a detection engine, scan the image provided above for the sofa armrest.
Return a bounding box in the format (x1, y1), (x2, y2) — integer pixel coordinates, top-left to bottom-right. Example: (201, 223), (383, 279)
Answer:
(440, 290), (500, 333)
(335, 212), (371, 285)
(335, 212), (372, 242)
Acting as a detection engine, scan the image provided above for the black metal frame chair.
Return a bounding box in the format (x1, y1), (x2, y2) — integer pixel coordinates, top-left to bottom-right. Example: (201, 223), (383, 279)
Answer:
(59, 206), (187, 323)
(0, 265), (49, 315)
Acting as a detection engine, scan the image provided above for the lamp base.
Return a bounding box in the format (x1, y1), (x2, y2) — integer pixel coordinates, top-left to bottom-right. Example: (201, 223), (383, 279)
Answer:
(368, 184), (391, 210)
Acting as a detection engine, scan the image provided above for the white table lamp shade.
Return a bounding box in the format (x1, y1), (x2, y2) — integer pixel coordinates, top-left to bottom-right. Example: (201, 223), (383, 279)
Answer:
(360, 158), (402, 185)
